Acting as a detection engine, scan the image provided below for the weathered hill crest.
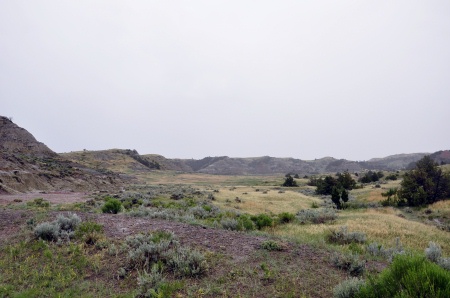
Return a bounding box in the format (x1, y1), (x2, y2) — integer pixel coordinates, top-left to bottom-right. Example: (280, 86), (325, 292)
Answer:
(63, 150), (436, 176)
(0, 116), (122, 194)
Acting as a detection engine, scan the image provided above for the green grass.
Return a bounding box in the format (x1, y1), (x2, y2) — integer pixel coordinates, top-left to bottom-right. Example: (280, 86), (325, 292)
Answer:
(0, 240), (128, 297)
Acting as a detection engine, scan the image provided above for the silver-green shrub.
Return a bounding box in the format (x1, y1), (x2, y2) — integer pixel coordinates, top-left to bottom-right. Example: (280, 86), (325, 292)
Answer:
(56, 213), (81, 232)
(425, 241), (450, 271)
(437, 257), (450, 271)
(332, 252), (365, 276)
(34, 222), (60, 241)
(188, 203), (220, 219)
(124, 231), (206, 278)
(367, 238), (404, 262)
(425, 241), (442, 263)
(327, 226), (366, 244)
(220, 218), (239, 231)
(164, 247), (207, 277)
(34, 213), (81, 242)
(136, 265), (165, 298)
(333, 277), (365, 298)
(296, 208), (337, 224)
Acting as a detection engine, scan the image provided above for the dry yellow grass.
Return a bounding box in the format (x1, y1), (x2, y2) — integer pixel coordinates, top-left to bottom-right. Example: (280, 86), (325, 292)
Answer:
(211, 187), (321, 215)
(274, 208), (450, 255)
(428, 200), (450, 221)
(135, 171), (284, 186)
(351, 180), (401, 202)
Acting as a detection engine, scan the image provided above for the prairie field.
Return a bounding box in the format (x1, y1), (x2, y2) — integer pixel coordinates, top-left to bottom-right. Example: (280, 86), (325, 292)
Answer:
(1, 170), (449, 297)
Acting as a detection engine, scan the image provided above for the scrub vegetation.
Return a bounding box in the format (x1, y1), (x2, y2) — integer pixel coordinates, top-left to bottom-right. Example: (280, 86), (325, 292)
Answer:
(1, 156), (450, 297)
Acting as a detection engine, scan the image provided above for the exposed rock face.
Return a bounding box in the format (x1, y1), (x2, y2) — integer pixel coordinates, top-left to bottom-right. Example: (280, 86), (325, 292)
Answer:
(0, 117), (56, 158)
(0, 116), (122, 194)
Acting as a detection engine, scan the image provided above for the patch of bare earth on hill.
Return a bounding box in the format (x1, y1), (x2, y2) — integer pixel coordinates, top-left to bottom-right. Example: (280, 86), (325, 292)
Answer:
(0, 210), (30, 243)
(0, 192), (89, 206)
(84, 213), (266, 261)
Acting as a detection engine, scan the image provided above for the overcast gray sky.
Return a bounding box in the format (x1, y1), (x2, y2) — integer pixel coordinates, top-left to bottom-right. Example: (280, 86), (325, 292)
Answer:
(1, 1), (449, 161)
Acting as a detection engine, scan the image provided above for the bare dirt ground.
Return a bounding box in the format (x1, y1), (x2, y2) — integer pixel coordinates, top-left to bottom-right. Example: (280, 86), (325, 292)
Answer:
(0, 207), (266, 261)
(85, 213), (268, 261)
(0, 193), (267, 260)
(0, 192), (89, 206)
(0, 209), (30, 243)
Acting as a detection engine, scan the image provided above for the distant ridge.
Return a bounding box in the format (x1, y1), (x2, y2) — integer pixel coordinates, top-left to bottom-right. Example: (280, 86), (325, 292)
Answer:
(63, 149), (443, 176)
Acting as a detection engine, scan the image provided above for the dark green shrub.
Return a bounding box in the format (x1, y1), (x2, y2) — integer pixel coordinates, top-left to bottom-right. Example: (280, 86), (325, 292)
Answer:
(385, 174), (398, 181)
(331, 187), (342, 209)
(75, 221), (104, 245)
(278, 212), (295, 224)
(282, 175), (298, 187)
(398, 156), (450, 207)
(261, 240), (284, 251)
(27, 198), (50, 208)
(237, 214), (255, 231)
(251, 214), (273, 230)
(102, 198), (122, 214)
(357, 254), (450, 297)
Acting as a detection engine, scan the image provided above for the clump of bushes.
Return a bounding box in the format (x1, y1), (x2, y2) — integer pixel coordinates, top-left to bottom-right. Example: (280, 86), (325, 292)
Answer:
(327, 226), (366, 245)
(124, 231), (207, 278)
(189, 203), (220, 219)
(332, 252), (366, 276)
(136, 265), (165, 298)
(366, 238), (404, 262)
(34, 213), (81, 242)
(219, 214), (256, 231)
(102, 197), (122, 214)
(75, 221), (104, 245)
(296, 208), (337, 224)
(250, 214), (273, 230)
(261, 240), (284, 251)
(220, 218), (239, 231)
(334, 245), (450, 297)
(333, 277), (365, 298)
(282, 174), (298, 187)
(237, 214), (256, 231)
(425, 241), (450, 271)
(357, 254), (450, 297)
(358, 171), (384, 184)
(27, 198), (50, 208)
(278, 212), (295, 224)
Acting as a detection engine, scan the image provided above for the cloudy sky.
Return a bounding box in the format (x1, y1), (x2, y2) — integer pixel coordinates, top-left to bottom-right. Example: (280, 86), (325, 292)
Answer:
(1, 1), (449, 161)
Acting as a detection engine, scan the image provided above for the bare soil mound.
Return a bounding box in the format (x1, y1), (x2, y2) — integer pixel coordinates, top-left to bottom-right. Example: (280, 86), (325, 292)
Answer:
(85, 213), (267, 260)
